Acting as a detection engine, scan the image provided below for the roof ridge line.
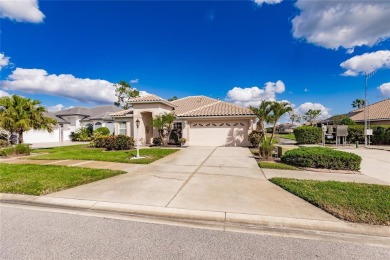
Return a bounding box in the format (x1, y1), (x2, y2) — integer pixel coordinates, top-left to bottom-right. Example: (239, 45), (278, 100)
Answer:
(179, 100), (220, 115)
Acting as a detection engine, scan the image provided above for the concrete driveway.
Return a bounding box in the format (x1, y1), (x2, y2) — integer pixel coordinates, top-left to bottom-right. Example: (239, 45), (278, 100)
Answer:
(47, 147), (336, 221)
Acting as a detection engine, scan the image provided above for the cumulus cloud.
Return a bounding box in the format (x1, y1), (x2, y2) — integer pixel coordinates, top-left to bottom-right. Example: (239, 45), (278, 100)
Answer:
(0, 0), (45, 23)
(0, 89), (10, 97)
(1, 68), (118, 104)
(378, 82), (390, 98)
(47, 104), (64, 112)
(253, 0), (283, 6)
(0, 53), (10, 71)
(340, 50), (390, 76)
(226, 80), (285, 107)
(292, 0), (390, 50)
(295, 102), (331, 120)
(130, 79), (139, 84)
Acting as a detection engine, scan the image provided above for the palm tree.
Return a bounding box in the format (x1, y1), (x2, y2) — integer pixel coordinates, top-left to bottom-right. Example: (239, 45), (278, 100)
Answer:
(351, 99), (365, 109)
(250, 100), (272, 143)
(268, 101), (293, 144)
(0, 95), (57, 143)
(289, 113), (301, 126)
(151, 112), (176, 146)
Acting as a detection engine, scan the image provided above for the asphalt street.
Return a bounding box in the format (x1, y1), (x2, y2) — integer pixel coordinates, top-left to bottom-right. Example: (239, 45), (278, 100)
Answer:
(1, 205), (389, 259)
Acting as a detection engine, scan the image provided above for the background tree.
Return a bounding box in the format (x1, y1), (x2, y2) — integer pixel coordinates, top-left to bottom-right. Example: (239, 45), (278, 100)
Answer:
(250, 100), (272, 143)
(167, 96), (178, 101)
(303, 109), (322, 126)
(268, 101), (293, 144)
(289, 113), (301, 126)
(351, 99), (365, 109)
(113, 80), (140, 109)
(151, 113), (176, 145)
(0, 95), (57, 144)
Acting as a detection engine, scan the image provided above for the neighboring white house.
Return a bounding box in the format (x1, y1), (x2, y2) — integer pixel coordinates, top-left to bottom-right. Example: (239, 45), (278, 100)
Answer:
(110, 95), (257, 147)
(23, 106), (122, 144)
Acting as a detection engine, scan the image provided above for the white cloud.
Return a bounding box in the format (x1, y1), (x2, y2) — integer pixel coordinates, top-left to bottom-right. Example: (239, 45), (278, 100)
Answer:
(226, 80), (285, 107)
(304, 88), (308, 92)
(47, 104), (64, 112)
(340, 50), (390, 76)
(253, 0), (283, 6)
(130, 79), (139, 84)
(1, 68), (118, 104)
(0, 53), (10, 71)
(378, 82), (390, 98)
(292, 0), (390, 50)
(0, 89), (10, 97)
(295, 102), (331, 120)
(0, 0), (45, 23)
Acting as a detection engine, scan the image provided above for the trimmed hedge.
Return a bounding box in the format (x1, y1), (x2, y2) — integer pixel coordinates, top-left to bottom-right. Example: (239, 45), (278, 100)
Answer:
(281, 147), (361, 171)
(0, 144), (31, 157)
(89, 135), (134, 150)
(293, 126), (322, 144)
(347, 125), (390, 145)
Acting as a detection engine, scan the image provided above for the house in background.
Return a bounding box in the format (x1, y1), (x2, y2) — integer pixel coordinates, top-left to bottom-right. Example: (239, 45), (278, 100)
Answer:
(275, 123), (296, 134)
(24, 106), (122, 144)
(347, 98), (390, 125)
(111, 95), (257, 146)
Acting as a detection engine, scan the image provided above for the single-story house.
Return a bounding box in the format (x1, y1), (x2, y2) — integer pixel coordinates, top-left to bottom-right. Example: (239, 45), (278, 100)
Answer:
(347, 98), (390, 126)
(275, 123), (296, 134)
(110, 95), (257, 146)
(23, 106), (122, 144)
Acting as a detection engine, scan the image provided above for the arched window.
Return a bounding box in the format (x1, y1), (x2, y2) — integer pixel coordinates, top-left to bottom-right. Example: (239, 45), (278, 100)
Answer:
(94, 122), (102, 129)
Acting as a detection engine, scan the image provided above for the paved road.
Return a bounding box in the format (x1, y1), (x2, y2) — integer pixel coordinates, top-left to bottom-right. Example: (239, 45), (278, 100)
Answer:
(45, 146), (335, 221)
(1, 206), (389, 260)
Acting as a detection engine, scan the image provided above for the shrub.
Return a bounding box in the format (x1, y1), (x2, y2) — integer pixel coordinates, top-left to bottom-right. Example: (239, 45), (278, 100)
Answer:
(340, 118), (356, 125)
(89, 132), (108, 148)
(0, 147), (15, 157)
(180, 138), (187, 144)
(93, 127), (110, 136)
(69, 127), (93, 141)
(293, 126), (322, 144)
(0, 139), (9, 148)
(152, 137), (163, 146)
(281, 147), (361, 171)
(347, 125), (364, 144)
(104, 135), (134, 150)
(14, 144), (31, 155)
(259, 141), (274, 159)
(249, 131), (262, 147)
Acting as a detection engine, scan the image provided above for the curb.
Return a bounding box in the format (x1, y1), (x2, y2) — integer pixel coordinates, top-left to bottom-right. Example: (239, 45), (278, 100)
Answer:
(1, 193), (389, 240)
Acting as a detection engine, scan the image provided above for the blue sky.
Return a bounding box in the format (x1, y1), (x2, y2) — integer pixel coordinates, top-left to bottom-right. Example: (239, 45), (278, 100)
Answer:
(0, 0), (389, 119)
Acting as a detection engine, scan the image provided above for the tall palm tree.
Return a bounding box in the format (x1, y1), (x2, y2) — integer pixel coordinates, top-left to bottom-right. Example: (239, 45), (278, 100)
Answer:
(0, 95), (57, 143)
(250, 100), (272, 143)
(268, 101), (293, 144)
(351, 99), (365, 109)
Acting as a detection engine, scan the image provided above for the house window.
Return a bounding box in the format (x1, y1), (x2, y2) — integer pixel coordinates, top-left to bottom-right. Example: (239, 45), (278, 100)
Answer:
(173, 122), (182, 139)
(94, 122), (102, 129)
(119, 122), (127, 135)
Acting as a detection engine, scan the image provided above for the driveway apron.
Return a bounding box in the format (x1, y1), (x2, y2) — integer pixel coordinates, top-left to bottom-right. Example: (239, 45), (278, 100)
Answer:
(47, 146), (336, 221)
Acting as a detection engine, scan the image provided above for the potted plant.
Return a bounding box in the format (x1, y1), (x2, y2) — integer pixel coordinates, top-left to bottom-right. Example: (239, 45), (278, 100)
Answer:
(180, 138), (187, 146)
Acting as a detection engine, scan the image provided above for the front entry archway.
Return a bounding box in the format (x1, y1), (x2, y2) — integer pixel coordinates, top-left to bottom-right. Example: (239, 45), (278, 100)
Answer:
(141, 112), (153, 144)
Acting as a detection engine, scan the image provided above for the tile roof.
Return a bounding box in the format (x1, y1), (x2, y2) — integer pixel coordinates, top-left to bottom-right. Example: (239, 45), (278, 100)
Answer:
(55, 106), (122, 117)
(128, 94), (176, 107)
(348, 98), (390, 121)
(171, 96), (255, 117)
(110, 108), (134, 117)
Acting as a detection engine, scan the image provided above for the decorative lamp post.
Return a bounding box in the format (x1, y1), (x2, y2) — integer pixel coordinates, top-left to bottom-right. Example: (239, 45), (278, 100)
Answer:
(135, 118), (140, 158)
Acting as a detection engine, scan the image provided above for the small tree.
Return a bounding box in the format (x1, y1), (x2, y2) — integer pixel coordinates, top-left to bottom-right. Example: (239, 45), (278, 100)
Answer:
(303, 109), (322, 126)
(250, 100), (272, 143)
(0, 95), (57, 144)
(151, 113), (176, 146)
(113, 80), (140, 109)
(351, 99), (365, 109)
(289, 113), (301, 126)
(268, 101), (293, 144)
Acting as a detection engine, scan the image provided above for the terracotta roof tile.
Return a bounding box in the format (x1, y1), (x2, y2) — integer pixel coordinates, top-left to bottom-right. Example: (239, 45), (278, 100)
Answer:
(128, 94), (176, 107)
(348, 98), (390, 121)
(110, 108), (133, 117)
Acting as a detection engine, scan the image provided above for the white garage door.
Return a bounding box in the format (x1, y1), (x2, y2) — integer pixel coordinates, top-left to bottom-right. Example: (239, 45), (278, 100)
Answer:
(189, 121), (249, 146)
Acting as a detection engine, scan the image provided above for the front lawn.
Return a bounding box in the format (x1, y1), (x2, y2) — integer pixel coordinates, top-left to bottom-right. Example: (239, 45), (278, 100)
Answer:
(270, 178), (390, 226)
(31, 145), (179, 164)
(259, 161), (299, 170)
(276, 133), (296, 141)
(0, 164), (125, 195)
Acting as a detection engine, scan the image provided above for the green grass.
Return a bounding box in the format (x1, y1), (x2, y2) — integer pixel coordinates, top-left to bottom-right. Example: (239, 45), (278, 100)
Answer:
(31, 145), (179, 164)
(270, 178), (390, 225)
(0, 164), (125, 195)
(276, 133), (296, 141)
(259, 161), (299, 170)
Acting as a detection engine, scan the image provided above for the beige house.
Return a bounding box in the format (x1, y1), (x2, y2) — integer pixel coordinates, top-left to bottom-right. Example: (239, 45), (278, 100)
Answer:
(110, 95), (256, 146)
(347, 98), (390, 125)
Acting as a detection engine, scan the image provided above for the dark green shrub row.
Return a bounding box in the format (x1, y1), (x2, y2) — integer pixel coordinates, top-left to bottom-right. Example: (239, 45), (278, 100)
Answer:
(281, 147), (361, 171)
(347, 125), (390, 145)
(249, 130), (262, 147)
(0, 144), (31, 157)
(89, 135), (134, 150)
(293, 126), (322, 144)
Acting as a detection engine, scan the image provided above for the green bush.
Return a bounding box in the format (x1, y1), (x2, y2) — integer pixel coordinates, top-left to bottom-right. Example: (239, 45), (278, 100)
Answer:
(0, 147), (15, 157)
(340, 118), (356, 125)
(104, 135), (134, 150)
(93, 127), (110, 136)
(293, 126), (322, 144)
(249, 131), (262, 147)
(347, 125), (390, 145)
(152, 137), (163, 146)
(14, 144), (31, 155)
(89, 133), (108, 148)
(259, 141), (274, 159)
(69, 127), (93, 141)
(347, 125), (364, 144)
(281, 147), (361, 171)
(0, 139), (9, 148)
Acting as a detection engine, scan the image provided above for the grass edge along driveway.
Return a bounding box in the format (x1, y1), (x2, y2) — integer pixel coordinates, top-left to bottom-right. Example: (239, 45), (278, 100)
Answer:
(270, 178), (390, 226)
(31, 145), (179, 164)
(0, 163), (126, 196)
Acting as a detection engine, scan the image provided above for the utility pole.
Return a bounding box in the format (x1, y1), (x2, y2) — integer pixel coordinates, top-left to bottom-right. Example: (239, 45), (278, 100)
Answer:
(364, 70), (376, 147)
